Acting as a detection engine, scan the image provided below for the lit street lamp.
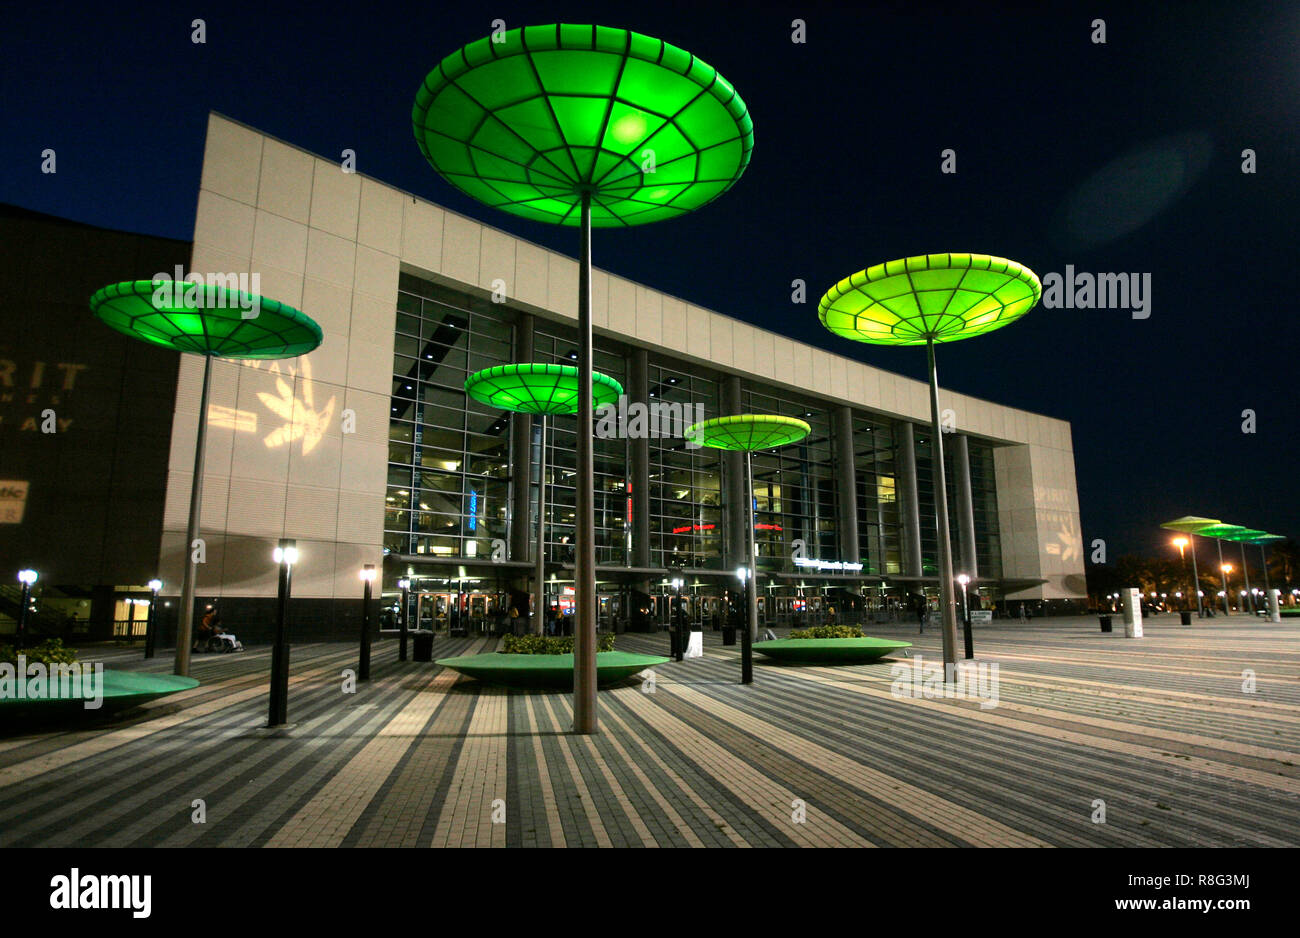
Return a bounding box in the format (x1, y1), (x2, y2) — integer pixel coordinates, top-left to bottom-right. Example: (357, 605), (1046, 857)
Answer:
(957, 573), (973, 659)
(268, 539), (298, 727)
(1221, 563), (1233, 614)
(398, 577), (411, 662)
(1160, 518), (1220, 618)
(15, 569), (38, 651)
(144, 578), (162, 659)
(358, 564), (376, 681)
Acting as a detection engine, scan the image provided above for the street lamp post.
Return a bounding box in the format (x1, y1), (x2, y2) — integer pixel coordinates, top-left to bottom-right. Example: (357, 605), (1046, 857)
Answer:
(144, 578), (162, 659)
(15, 569), (38, 651)
(957, 573), (973, 659)
(1160, 517), (1220, 618)
(1220, 562), (1232, 615)
(671, 575), (685, 662)
(358, 564), (376, 681)
(268, 539), (297, 727)
(398, 577), (410, 662)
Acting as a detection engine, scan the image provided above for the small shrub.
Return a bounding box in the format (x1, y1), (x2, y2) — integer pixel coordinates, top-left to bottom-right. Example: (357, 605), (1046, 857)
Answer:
(788, 625), (864, 640)
(0, 638), (79, 666)
(500, 633), (616, 654)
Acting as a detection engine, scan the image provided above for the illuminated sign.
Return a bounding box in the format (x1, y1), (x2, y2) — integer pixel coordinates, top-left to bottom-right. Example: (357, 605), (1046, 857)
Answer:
(793, 558), (864, 573)
(0, 480), (29, 524)
(468, 489), (478, 531)
(671, 524), (716, 535)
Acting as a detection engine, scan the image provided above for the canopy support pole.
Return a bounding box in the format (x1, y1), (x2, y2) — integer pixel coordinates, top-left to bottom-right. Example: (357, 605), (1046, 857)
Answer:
(176, 353), (212, 677)
(535, 414), (547, 635)
(1190, 536), (1204, 617)
(744, 448), (757, 685)
(573, 190), (598, 735)
(926, 337), (959, 673)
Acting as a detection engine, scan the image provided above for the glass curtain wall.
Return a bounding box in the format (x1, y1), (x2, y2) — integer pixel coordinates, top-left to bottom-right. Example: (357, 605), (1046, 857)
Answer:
(740, 389), (836, 573)
(649, 363), (721, 569)
(532, 325), (629, 567)
(854, 417), (902, 575)
(386, 274), (512, 559)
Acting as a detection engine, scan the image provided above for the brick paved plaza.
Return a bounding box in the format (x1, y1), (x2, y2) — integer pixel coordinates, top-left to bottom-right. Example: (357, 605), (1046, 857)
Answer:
(1, 616), (1297, 848)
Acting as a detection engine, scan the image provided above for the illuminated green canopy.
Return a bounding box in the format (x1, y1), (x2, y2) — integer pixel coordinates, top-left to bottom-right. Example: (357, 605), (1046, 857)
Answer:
(817, 253), (1042, 346)
(686, 414), (811, 451)
(1221, 528), (1268, 542)
(464, 363), (623, 415)
(412, 23), (753, 227)
(1246, 534), (1286, 546)
(1196, 523), (1249, 539)
(90, 280), (323, 359)
(1160, 515), (1221, 534)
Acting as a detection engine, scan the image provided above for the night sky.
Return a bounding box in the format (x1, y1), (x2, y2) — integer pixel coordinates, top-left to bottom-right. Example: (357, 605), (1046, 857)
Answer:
(3, 0), (1297, 559)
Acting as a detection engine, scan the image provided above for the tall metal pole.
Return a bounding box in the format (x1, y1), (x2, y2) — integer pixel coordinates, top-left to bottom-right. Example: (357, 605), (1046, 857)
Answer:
(743, 449), (757, 685)
(1240, 543), (1255, 615)
(398, 579), (410, 661)
(573, 189), (597, 734)
(268, 539), (294, 727)
(1190, 536), (1204, 617)
(15, 580), (33, 651)
(925, 338), (959, 673)
(1216, 538), (1229, 615)
(358, 564), (374, 681)
(144, 583), (160, 659)
(535, 414), (548, 636)
(1260, 544), (1271, 594)
(176, 353), (213, 677)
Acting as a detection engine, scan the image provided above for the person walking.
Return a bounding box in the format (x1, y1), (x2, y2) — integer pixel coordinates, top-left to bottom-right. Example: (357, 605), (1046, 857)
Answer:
(915, 595), (927, 634)
(1018, 602), (1027, 623)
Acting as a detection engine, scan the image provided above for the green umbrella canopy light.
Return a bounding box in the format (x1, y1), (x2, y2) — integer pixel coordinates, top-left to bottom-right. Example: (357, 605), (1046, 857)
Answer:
(1221, 528), (1268, 542)
(1246, 534), (1286, 545)
(90, 280), (322, 359)
(686, 414), (811, 451)
(1160, 516), (1222, 533)
(412, 23), (753, 227)
(1196, 524), (1250, 539)
(818, 253), (1042, 346)
(464, 363), (623, 415)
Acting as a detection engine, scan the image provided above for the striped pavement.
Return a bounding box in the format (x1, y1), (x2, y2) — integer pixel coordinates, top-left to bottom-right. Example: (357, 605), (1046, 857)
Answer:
(0, 616), (1297, 847)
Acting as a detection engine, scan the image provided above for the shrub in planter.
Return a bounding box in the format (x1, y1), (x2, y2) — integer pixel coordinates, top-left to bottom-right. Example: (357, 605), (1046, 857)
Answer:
(787, 625), (865, 640)
(0, 638), (79, 666)
(500, 633), (616, 654)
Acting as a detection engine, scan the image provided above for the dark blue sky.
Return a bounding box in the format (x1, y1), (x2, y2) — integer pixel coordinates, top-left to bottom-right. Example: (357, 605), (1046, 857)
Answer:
(4, 0), (1297, 558)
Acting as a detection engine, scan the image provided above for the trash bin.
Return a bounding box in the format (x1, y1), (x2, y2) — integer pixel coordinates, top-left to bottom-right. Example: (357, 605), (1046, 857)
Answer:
(1099, 615), (1113, 633)
(413, 630), (434, 662)
(722, 627), (737, 646)
(1180, 611), (1193, 625)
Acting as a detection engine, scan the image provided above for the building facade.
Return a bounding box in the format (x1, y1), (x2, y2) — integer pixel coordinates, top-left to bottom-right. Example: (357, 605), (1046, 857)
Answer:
(0, 205), (186, 642)
(149, 113), (1085, 639)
